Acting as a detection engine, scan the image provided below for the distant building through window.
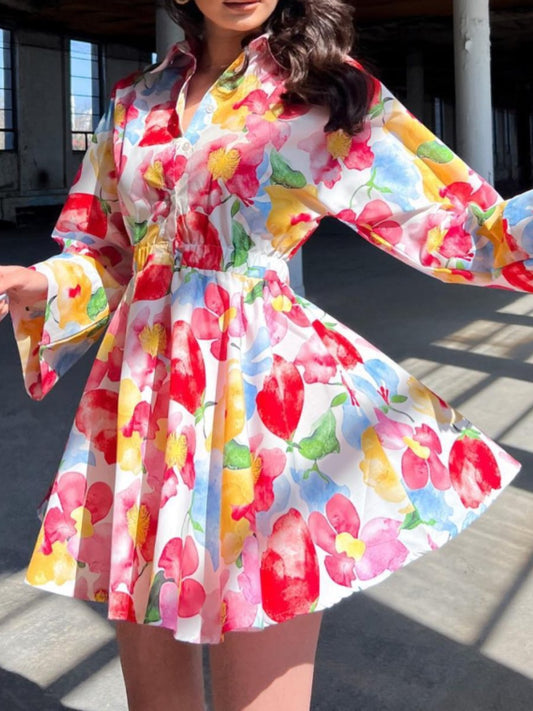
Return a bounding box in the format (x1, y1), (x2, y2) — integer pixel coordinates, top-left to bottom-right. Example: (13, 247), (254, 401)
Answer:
(0, 28), (15, 151)
(70, 39), (102, 152)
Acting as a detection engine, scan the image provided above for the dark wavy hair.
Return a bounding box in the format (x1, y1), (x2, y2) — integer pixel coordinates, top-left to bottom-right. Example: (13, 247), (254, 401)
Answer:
(164, 0), (374, 134)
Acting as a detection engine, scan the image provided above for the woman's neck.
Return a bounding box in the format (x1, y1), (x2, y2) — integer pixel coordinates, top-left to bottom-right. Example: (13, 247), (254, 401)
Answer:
(199, 22), (248, 71)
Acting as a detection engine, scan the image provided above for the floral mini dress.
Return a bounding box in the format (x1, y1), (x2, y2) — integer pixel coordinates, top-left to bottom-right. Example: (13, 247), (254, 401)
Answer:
(12, 35), (533, 643)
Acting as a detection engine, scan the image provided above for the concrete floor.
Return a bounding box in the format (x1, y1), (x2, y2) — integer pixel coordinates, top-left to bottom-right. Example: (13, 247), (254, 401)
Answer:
(0, 219), (532, 710)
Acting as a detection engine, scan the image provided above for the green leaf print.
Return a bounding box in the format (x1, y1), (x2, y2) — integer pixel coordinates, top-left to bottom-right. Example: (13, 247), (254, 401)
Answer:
(224, 439), (252, 470)
(416, 140), (454, 164)
(231, 200), (241, 218)
(270, 150), (307, 189)
(470, 203), (497, 226)
(298, 410), (340, 461)
(331, 393), (348, 408)
(86, 287), (107, 320)
(244, 281), (265, 305)
(231, 221), (253, 268)
(144, 570), (166, 624)
(129, 220), (148, 245)
(401, 508), (436, 531)
(391, 395), (408, 404)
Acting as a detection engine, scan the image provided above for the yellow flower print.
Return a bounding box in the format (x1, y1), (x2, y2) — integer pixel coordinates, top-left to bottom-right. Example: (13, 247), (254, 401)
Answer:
(26, 530), (77, 587)
(126, 503), (151, 547)
(407, 377), (457, 425)
(360, 427), (407, 503)
(335, 531), (366, 561)
(327, 130), (352, 161)
(208, 147), (241, 182)
(220, 466), (254, 564)
(143, 160), (166, 190)
(265, 185), (328, 256)
(49, 260), (97, 329)
(211, 74), (262, 131)
(117, 378), (143, 473)
(165, 433), (188, 469)
(71, 506), (95, 539)
(139, 322), (167, 358)
(209, 363), (246, 452)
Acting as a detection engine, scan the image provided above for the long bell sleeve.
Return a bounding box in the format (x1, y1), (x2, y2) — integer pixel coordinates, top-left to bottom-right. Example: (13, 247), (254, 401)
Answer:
(12, 93), (133, 400)
(309, 79), (533, 292)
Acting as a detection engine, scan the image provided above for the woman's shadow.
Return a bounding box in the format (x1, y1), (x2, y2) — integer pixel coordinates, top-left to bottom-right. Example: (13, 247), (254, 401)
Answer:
(0, 667), (77, 710)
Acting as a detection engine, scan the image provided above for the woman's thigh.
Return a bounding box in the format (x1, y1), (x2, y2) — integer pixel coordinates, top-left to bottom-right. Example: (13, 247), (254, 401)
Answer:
(115, 621), (205, 711)
(209, 611), (323, 711)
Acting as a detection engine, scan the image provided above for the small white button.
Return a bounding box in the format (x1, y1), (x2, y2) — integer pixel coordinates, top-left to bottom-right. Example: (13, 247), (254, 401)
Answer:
(182, 140), (192, 154)
(205, 104), (214, 114)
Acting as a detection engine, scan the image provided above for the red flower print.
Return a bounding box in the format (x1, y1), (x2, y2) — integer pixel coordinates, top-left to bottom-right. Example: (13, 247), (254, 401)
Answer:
(158, 537), (206, 618)
(401, 424), (451, 491)
(133, 262), (173, 301)
(176, 212), (223, 270)
(308, 494), (408, 586)
(312, 320), (363, 370)
(449, 429), (502, 508)
(355, 200), (403, 247)
(56, 193), (108, 239)
(257, 355), (304, 441)
(139, 101), (180, 146)
(170, 320), (206, 415)
(75, 389), (119, 465)
(261, 509), (320, 623)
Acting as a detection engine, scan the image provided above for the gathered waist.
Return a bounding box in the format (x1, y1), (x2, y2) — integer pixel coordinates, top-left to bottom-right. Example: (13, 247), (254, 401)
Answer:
(133, 237), (290, 284)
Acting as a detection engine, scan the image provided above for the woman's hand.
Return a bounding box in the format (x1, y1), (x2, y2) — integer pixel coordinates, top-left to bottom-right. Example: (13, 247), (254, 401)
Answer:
(0, 266), (48, 323)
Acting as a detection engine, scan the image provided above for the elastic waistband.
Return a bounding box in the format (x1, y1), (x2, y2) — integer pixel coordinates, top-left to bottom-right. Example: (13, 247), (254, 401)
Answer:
(134, 239), (290, 284)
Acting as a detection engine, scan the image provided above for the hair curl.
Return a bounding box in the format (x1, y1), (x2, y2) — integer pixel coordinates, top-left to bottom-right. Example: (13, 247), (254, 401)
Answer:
(164, 0), (374, 134)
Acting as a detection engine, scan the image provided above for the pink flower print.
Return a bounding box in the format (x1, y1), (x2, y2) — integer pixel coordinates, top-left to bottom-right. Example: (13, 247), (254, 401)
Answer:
(295, 333), (337, 384)
(164, 424), (197, 491)
(191, 283), (244, 360)
(237, 535), (262, 605)
(308, 493), (408, 586)
(233, 438), (287, 525)
(158, 536), (206, 618)
(222, 590), (258, 633)
(43, 472), (113, 555)
(355, 200), (403, 247)
(112, 479), (160, 590)
(263, 277), (309, 346)
(185, 135), (265, 214)
(401, 424), (451, 491)
(298, 123), (374, 189)
(374, 412), (450, 491)
(124, 304), (170, 391)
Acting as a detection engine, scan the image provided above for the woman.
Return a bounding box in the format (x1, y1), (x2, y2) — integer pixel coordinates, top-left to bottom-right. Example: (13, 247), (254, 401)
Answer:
(1, 0), (532, 709)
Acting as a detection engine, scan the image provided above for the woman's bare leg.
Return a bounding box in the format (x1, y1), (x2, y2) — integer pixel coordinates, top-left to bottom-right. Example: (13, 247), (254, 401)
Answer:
(209, 612), (323, 711)
(115, 621), (205, 711)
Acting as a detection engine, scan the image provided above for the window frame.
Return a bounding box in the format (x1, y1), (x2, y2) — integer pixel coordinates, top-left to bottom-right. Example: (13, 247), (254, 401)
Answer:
(0, 27), (16, 152)
(69, 38), (104, 153)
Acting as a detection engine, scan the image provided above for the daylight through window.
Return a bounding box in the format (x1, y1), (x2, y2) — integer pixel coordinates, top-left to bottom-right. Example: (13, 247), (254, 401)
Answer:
(0, 29), (15, 151)
(70, 39), (101, 151)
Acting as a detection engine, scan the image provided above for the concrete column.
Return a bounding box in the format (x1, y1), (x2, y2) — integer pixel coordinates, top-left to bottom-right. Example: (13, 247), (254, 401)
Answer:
(453, 0), (494, 182)
(406, 48), (424, 121)
(156, 0), (183, 59)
